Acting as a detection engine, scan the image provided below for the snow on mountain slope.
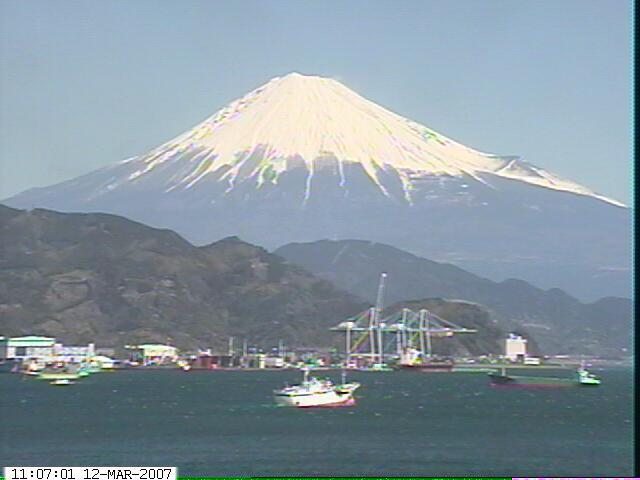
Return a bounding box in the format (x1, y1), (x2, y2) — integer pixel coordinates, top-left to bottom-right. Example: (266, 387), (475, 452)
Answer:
(114, 72), (622, 206)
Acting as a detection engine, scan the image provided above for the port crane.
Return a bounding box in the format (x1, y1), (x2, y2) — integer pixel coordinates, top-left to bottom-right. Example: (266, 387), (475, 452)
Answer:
(331, 273), (477, 366)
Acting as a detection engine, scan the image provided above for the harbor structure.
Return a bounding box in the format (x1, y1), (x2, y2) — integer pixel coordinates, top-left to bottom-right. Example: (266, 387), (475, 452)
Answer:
(331, 273), (477, 368)
(332, 306), (476, 367)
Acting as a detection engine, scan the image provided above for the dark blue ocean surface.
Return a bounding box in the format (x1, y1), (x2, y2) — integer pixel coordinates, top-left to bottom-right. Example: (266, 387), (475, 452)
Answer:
(0, 368), (633, 476)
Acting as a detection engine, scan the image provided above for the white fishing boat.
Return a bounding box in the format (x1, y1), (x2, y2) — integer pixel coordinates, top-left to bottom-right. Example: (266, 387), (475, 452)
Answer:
(274, 368), (360, 408)
(50, 378), (74, 386)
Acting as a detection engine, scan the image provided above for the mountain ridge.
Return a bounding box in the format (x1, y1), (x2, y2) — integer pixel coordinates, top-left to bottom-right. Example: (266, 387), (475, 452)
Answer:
(0, 204), (365, 349)
(1, 204), (517, 356)
(275, 239), (631, 356)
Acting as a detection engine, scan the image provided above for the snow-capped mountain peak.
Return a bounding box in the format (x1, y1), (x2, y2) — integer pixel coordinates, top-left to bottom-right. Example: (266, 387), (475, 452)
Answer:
(121, 72), (622, 207)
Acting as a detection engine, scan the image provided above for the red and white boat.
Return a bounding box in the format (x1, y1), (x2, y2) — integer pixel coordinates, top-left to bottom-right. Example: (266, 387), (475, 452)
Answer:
(274, 368), (360, 408)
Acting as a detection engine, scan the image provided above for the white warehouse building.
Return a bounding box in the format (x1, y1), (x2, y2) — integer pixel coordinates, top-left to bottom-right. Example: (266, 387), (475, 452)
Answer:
(4, 336), (56, 360)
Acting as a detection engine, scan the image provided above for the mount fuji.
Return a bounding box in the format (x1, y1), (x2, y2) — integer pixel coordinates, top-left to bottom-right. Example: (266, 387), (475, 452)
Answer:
(4, 72), (630, 300)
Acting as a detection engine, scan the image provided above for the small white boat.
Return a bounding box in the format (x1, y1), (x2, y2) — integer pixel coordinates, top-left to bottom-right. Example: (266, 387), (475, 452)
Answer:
(50, 379), (75, 386)
(274, 368), (360, 408)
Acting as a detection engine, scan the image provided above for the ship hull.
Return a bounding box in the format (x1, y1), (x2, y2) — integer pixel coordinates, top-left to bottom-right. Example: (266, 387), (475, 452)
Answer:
(274, 382), (359, 408)
(37, 372), (80, 381)
(274, 390), (356, 408)
(452, 366), (497, 374)
(488, 373), (576, 388)
(399, 363), (453, 373)
(298, 397), (356, 408)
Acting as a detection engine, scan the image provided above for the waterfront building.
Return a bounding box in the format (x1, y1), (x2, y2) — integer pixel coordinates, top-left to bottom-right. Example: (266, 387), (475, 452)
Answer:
(264, 356), (285, 368)
(505, 333), (527, 362)
(4, 336), (56, 360)
(53, 343), (95, 363)
(127, 344), (178, 365)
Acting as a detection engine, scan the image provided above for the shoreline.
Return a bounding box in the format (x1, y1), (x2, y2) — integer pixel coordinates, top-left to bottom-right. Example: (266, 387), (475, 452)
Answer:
(112, 361), (632, 372)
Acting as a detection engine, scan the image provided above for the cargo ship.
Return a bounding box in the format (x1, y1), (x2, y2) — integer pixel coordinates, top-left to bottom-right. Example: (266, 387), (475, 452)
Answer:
(488, 366), (601, 387)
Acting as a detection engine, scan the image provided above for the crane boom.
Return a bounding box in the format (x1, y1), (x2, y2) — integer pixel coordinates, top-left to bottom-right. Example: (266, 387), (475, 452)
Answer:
(374, 272), (387, 326)
(375, 272), (387, 365)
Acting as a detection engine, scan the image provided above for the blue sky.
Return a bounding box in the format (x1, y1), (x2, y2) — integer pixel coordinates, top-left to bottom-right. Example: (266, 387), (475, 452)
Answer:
(0, 0), (632, 203)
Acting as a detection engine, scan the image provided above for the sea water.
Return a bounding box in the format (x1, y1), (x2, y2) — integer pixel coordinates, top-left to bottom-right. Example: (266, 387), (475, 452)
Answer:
(0, 368), (633, 476)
